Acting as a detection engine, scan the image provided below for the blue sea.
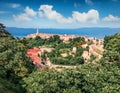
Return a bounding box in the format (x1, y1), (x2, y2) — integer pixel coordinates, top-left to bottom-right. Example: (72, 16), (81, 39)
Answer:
(6, 27), (120, 38)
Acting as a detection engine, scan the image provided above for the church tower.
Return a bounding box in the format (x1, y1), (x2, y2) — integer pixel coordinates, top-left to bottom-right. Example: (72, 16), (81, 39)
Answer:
(36, 28), (39, 34)
(36, 28), (39, 35)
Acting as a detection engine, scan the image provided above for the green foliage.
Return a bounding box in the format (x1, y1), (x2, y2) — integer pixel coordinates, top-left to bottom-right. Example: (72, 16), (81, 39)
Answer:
(69, 37), (85, 47)
(0, 23), (13, 38)
(26, 35), (62, 48)
(75, 47), (83, 57)
(51, 57), (69, 65)
(89, 54), (97, 62)
(44, 37), (85, 65)
(47, 46), (84, 65)
(103, 33), (120, 66)
(78, 63), (120, 93)
(56, 42), (72, 49)
(22, 69), (83, 93)
(22, 63), (120, 93)
(0, 38), (34, 77)
(50, 56), (84, 65)
(0, 24), (34, 92)
(84, 45), (89, 51)
(26, 37), (45, 47)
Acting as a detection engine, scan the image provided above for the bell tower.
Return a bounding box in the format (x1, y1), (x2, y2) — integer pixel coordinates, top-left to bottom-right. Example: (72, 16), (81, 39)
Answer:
(36, 28), (39, 34)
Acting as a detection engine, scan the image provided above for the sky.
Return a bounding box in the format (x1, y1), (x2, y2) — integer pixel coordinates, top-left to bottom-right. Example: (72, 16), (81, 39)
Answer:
(0, 0), (120, 28)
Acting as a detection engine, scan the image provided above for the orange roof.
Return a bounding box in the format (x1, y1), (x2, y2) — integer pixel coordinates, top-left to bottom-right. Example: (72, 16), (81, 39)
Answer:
(27, 48), (41, 63)
(27, 48), (41, 54)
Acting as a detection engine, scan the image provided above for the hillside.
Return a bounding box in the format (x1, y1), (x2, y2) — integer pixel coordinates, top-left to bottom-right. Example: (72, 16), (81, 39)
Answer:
(0, 24), (120, 93)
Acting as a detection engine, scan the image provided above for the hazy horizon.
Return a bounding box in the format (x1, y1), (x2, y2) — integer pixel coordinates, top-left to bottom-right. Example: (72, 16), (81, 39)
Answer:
(6, 26), (120, 29)
(6, 27), (120, 38)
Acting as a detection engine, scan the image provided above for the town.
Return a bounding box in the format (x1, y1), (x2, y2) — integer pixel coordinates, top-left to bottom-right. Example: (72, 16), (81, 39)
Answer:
(26, 29), (104, 70)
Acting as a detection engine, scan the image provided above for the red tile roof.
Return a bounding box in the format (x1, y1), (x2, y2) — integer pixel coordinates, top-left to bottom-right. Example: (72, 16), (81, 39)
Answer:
(27, 48), (43, 70)
(27, 48), (41, 63)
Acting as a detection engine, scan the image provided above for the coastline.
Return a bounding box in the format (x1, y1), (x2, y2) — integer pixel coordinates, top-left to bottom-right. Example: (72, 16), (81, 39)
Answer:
(26, 30), (104, 44)
(7, 27), (120, 39)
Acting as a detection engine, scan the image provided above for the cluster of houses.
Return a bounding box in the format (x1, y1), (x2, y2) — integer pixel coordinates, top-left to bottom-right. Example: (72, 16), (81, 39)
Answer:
(26, 29), (77, 42)
(27, 47), (53, 70)
(26, 29), (103, 44)
(26, 29), (104, 70)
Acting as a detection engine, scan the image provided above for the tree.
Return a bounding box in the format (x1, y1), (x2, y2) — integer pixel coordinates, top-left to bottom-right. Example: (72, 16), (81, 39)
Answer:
(103, 34), (120, 66)
(0, 24), (34, 92)
(22, 68), (84, 93)
(0, 23), (12, 37)
(0, 23), (5, 28)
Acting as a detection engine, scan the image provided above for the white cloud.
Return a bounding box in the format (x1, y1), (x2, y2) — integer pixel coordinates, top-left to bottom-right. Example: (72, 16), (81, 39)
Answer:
(13, 14), (31, 21)
(85, 0), (93, 5)
(39, 5), (74, 23)
(10, 3), (21, 8)
(13, 6), (36, 21)
(12, 4), (99, 23)
(25, 6), (36, 17)
(39, 5), (99, 24)
(72, 9), (99, 23)
(102, 14), (120, 22)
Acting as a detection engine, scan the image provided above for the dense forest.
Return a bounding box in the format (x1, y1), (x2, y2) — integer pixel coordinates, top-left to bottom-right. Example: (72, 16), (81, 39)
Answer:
(0, 23), (120, 93)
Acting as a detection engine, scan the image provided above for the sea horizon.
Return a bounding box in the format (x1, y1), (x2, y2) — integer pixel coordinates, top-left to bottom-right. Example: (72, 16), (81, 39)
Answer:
(7, 27), (120, 39)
